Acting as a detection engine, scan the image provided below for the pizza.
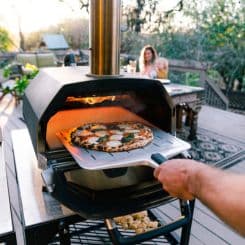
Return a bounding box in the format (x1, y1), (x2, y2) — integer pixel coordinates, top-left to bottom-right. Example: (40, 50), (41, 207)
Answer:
(70, 122), (153, 152)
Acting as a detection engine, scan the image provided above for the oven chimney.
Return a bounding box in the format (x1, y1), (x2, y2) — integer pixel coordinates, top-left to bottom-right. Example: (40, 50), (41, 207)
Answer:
(89, 0), (121, 77)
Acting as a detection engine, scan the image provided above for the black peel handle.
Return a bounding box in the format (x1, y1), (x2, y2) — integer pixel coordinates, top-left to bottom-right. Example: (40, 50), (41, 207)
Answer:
(151, 153), (167, 165)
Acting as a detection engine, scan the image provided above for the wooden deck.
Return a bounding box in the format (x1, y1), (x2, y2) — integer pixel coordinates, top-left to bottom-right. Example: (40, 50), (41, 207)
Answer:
(0, 92), (245, 244)
(166, 105), (245, 244)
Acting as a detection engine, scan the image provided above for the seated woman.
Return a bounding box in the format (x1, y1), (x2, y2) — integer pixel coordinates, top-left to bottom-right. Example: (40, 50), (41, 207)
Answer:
(138, 45), (158, 78)
(139, 45), (169, 79)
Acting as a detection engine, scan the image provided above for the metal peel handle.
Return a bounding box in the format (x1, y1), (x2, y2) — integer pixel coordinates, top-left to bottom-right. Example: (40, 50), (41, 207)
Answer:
(150, 153), (167, 168)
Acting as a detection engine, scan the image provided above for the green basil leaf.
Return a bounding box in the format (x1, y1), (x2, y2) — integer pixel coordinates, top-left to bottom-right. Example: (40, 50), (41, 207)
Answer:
(121, 133), (134, 143)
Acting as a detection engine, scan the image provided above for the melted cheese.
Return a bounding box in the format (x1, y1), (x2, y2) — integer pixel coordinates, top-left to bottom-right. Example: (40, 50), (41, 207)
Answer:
(95, 131), (108, 137)
(125, 129), (140, 134)
(87, 137), (99, 144)
(106, 141), (122, 148)
(110, 134), (123, 141)
(118, 123), (133, 130)
(109, 130), (124, 135)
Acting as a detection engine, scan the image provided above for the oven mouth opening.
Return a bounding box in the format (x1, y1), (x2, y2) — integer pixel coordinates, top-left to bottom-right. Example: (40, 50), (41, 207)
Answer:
(46, 106), (153, 150)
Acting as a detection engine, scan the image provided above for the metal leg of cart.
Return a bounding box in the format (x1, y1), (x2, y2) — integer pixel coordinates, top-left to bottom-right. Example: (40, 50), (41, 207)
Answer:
(180, 199), (195, 245)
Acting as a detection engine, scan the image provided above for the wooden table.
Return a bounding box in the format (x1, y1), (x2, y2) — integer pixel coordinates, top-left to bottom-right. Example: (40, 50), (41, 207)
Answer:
(164, 83), (204, 140)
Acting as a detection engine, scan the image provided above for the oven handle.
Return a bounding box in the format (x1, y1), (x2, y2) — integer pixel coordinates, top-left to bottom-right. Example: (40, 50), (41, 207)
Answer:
(105, 201), (192, 245)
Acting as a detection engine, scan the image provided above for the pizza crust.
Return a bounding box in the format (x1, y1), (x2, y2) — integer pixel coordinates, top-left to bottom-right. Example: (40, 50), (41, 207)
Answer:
(70, 122), (153, 152)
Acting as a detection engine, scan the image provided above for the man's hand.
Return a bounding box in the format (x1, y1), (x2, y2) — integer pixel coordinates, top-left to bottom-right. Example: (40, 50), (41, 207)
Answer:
(154, 159), (245, 236)
(153, 159), (204, 200)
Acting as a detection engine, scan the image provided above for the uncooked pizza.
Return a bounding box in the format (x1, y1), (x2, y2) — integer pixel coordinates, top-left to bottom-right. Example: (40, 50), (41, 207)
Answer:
(70, 122), (153, 152)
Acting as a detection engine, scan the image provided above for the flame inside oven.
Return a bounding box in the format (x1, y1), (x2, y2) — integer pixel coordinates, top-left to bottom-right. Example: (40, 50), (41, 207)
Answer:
(66, 96), (116, 105)
(65, 94), (138, 107)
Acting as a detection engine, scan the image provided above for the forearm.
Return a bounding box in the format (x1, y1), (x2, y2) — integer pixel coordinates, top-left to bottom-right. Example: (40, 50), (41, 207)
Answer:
(191, 166), (245, 236)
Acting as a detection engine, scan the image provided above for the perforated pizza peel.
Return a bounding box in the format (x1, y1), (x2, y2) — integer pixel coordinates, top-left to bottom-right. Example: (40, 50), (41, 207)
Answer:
(56, 126), (191, 170)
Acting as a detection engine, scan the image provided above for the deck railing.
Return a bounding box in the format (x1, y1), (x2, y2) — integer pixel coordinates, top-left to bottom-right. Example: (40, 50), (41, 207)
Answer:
(205, 78), (229, 110)
(169, 59), (229, 110)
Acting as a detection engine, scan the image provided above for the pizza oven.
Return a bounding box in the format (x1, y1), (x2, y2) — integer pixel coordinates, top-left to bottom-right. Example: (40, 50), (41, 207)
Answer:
(23, 66), (191, 214)
(21, 1), (194, 243)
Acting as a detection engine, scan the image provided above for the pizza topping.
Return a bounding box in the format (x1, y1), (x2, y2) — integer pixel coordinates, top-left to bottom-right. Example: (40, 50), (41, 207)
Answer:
(121, 133), (135, 143)
(106, 140), (122, 148)
(124, 129), (140, 134)
(87, 137), (100, 145)
(110, 134), (123, 141)
(76, 129), (93, 137)
(97, 135), (109, 143)
(107, 124), (121, 130)
(70, 122), (153, 152)
(95, 130), (108, 137)
(109, 130), (124, 135)
(118, 123), (133, 130)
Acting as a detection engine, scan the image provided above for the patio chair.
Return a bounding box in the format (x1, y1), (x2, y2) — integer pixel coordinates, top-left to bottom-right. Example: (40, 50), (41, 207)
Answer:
(16, 52), (58, 68)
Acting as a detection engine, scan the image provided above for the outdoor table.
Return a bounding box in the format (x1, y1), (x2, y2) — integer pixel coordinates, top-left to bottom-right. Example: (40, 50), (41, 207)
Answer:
(0, 143), (16, 244)
(164, 83), (204, 139)
(122, 72), (205, 139)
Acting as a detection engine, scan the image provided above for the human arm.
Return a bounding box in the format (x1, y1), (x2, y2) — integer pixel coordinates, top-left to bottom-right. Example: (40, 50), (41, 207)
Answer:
(153, 159), (245, 236)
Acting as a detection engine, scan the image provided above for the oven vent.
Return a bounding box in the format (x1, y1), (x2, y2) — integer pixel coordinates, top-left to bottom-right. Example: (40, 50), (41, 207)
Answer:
(89, 0), (121, 77)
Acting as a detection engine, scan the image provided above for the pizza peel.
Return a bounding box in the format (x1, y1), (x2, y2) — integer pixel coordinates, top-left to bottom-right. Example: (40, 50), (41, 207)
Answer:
(56, 126), (191, 170)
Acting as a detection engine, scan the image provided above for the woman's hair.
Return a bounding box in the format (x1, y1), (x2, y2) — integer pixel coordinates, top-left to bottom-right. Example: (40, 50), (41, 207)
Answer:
(139, 45), (158, 72)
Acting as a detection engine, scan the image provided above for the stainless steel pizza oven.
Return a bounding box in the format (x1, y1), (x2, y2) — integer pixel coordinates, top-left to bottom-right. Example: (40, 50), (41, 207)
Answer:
(22, 0), (190, 225)
(23, 65), (191, 219)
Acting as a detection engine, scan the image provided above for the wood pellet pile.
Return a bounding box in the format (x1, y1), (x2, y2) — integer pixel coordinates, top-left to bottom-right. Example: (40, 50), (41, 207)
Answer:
(113, 210), (159, 234)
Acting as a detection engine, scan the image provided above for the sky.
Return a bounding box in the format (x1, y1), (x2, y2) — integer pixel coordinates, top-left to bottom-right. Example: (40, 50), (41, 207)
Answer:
(0, 0), (88, 35)
(0, 0), (181, 35)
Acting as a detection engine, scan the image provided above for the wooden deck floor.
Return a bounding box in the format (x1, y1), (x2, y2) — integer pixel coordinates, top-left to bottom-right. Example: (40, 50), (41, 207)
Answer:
(0, 93), (245, 244)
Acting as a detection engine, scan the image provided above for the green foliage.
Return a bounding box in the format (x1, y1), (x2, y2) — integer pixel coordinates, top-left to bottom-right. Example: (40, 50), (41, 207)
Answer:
(3, 65), (11, 78)
(0, 77), (29, 102)
(168, 71), (200, 86)
(177, 0), (245, 91)
(185, 72), (200, 87)
(1, 64), (39, 103)
(0, 27), (13, 51)
(3, 75), (30, 99)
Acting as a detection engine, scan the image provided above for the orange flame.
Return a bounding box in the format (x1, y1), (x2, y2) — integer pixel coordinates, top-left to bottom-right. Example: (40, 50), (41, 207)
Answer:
(66, 96), (116, 105)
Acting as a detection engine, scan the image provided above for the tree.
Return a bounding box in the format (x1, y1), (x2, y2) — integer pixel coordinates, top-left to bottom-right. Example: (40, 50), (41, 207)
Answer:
(204, 0), (244, 92)
(71, 0), (184, 33)
(0, 27), (13, 52)
(184, 0), (245, 92)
